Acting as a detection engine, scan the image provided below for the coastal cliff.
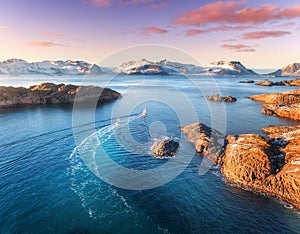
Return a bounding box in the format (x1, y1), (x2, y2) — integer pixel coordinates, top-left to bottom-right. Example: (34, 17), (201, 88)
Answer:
(181, 123), (300, 209)
(0, 83), (121, 107)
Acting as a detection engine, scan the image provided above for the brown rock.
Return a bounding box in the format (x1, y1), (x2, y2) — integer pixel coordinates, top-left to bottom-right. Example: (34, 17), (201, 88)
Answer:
(181, 122), (300, 209)
(151, 140), (179, 158)
(251, 89), (300, 120)
(220, 126), (300, 209)
(206, 95), (237, 102)
(274, 78), (300, 86)
(181, 123), (224, 163)
(255, 80), (274, 86)
(0, 82), (121, 107)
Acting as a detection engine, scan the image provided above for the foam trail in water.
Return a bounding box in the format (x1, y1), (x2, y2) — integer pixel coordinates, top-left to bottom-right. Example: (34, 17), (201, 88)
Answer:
(70, 113), (144, 159)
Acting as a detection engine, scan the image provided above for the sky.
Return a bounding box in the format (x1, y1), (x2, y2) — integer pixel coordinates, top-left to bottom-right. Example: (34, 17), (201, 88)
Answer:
(0, 0), (300, 68)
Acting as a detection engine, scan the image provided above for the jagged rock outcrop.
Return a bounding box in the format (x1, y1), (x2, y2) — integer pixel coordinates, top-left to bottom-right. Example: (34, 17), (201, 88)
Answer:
(181, 122), (300, 209)
(151, 139), (179, 158)
(0, 83), (121, 107)
(255, 78), (300, 87)
(255, 80), (274, 86)
(251, 89), (300, 120)
(206, 95), (237, 102)
(221, 126), (300, 209)
(181, 123), (224, 162)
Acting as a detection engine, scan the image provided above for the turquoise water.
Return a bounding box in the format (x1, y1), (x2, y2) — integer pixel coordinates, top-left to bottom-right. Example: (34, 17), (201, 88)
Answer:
(0, 75), (300, 233)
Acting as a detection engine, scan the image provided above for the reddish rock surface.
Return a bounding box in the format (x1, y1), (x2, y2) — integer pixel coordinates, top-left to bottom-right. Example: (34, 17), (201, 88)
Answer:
(182, 123), (300, 209)
(251, 89), (300, 121)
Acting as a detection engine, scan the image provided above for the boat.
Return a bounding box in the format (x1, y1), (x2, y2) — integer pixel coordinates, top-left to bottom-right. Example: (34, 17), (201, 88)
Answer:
(142, 108), (147, 116)
(115, 118), (121, 125)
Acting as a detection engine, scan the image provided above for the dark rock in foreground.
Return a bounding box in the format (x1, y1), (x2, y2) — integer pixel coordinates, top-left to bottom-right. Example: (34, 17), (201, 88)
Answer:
(151, 139), (179, 158)
(251, 89), (300, 120)
(0, 82), (121, 107)
(207, 95), (237, 102)
(181, 122), (300, 209)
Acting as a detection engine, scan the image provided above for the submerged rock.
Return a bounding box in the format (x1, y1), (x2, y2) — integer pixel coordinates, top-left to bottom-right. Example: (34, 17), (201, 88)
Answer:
(151, 140), (179, 158)
(251, 89), (300, 120)
(206, 95), (237, 102)
(0, 82), (121, 107)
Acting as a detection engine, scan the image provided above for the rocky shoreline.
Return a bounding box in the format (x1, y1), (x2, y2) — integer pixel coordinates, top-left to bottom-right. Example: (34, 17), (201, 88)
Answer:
(251, 88), (300, 121)
(181, 87), (300, 209)
(0, 83), (121, 107)
(181, 123), (300, 209)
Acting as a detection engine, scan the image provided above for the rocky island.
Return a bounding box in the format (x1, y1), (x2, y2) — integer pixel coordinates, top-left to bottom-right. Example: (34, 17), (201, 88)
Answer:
(181, 123), (300, 209)
(0, 82), (121, 107)
(255, 78), (300, 87)
(206, 95), (237, 102)
(251, 88), (300, 121)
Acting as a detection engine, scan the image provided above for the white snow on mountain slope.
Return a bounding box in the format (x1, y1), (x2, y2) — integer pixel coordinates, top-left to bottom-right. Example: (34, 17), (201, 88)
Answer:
(0, 59), (104, 75)
(115, 59), (257, 76)
(207, 61), (257, 76)
(268, 63), (300, 77)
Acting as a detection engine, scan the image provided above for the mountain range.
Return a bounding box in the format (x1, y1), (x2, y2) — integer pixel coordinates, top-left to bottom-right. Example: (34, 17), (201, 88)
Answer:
(0, 58), (299, 77)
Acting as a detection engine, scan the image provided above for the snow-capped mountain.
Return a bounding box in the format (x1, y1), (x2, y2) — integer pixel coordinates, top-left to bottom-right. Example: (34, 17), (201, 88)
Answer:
(268, 63), (300, 77)
(207, 61), (257, 76)
(114, 59), (172, 75)
(115, 59), (257, 76)
(157, 59), (205, 75)
(0, 59), (104, 75)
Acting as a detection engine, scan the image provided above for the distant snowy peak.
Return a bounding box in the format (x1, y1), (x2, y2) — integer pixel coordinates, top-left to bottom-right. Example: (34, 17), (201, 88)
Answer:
(0, 59), (104, 75)
(269, 63), (300, 76)
(115, 59), (171, 75)
(208, 61), (257, 76)
(116, 59), (257, 76)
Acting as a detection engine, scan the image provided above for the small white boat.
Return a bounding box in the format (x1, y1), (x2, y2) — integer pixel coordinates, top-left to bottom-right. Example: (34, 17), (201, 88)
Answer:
(142, 108), (147, 117)
(115, 118), (121, 125)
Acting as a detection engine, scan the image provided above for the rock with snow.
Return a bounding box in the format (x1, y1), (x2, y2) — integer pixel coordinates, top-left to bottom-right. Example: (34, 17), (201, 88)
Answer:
(114, 59), (172, 75)
(207, 61), (257, 76)
(0, 59), (105, 75)
(269, 63), (300, 77)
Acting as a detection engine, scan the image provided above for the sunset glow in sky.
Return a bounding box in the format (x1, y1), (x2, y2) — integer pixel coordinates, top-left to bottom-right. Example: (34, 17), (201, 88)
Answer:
(1, 0), (300, 68)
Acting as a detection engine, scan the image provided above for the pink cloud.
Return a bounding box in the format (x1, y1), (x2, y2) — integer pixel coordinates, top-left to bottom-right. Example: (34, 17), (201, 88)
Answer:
(142, 26), (168, 35)
(186, 29), (207, 36)
(174, 1), (300, 26)
(242, 30), (291, 39)
(25, 41), (67, 47)
(186, 25), (252, 36)
(42, 32), (64, 37)
(222, 44), (255, 52)
(275, 22), (296, 28)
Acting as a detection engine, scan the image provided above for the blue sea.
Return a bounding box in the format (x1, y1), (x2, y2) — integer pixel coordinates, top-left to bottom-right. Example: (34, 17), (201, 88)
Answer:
(0, 74), (300, 233)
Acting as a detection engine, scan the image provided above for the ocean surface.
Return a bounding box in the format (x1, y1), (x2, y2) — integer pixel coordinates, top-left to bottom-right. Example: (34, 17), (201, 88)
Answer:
(0, 74), (300, 233)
